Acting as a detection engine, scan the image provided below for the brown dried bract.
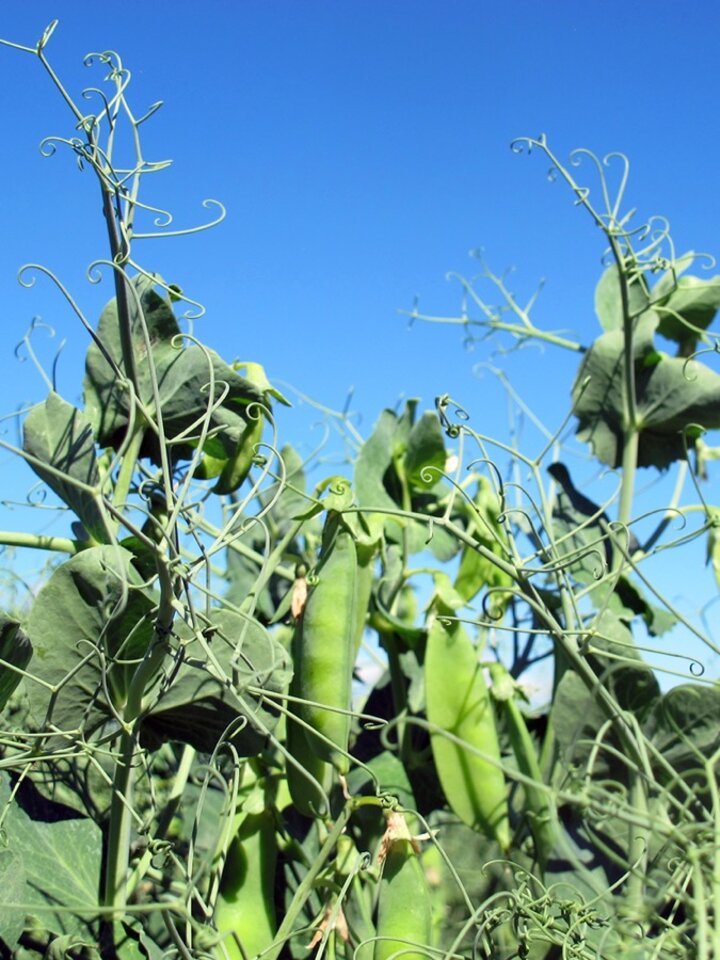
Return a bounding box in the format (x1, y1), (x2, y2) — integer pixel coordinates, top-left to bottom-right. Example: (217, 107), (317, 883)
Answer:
(291, 575), (308, 620)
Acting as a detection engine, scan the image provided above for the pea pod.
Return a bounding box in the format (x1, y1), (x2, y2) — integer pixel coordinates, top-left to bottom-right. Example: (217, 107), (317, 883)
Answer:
(489, 662), (556, 865)
(353, 541), (377, 655)
(286, 670), (333, 818)
(373, 812), (432, 960)
(213, 405), (265, 495)
(297, 516), (357, 773)
(425, 610), (510, 849)
(214, 809), (277, 960)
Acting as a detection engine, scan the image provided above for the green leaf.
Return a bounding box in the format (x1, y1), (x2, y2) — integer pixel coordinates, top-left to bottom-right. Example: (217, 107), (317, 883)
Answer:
(83, 275), (262, 463)
(355, 406), (457, 559)
(454, 477), (513, 606)
(23, 392), (109, 543)
(355, 408), (407, 539)
(0, 615), (32, 712)
(585, 610), (660, 718)
(572, 329), (720, 468)
(594, 264), (651, 332)
(653, 254), (720, 351)
(24, 546), (156, 743)
(431, 572), (466, 612)
(114, 919), (165, 960)
(646, 683), (720, 774)
(140, 608), (292, 754)
(404, 411), (446, 490)
(232, 360), (291, 406)
(0, 772), (102, 945)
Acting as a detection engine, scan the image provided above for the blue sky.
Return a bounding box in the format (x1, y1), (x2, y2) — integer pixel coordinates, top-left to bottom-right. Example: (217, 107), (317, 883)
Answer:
(0, 2), (719, 681)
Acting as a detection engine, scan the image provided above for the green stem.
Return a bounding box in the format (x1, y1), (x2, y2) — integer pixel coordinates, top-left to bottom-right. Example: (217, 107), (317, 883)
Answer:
(103, 727), (138, 915)
(616, 429), (639, 570)
(0, 531), (79, 554)
(111, 423), (146, 528)
(104, 559), (176, 918)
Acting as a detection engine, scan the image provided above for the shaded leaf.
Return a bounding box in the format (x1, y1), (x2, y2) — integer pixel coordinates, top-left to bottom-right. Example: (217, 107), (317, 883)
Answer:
(653, 255), (720, 352)
(0, 615), (32, 712)
(645, 683), (720, 774)
(23, 393), (108, 543)
(140, 608), (292, 754)
(0, 773), (101, 945)
(572, 329), (720, 468)
(83, 275), (262, 463)
(24, 547), (156, 743)
(594, 264), (650, 332)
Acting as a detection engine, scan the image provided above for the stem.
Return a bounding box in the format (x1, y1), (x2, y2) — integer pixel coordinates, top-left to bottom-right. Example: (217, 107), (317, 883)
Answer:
(111, 422), (146, 534)
(103, 558), (176, 917)
(0, 531), (79, 554)
(616, 429), (639, 568)
(103, 728), (138, 914)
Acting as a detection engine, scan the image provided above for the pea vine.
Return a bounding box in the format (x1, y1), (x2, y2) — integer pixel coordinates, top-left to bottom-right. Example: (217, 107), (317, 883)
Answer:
(1, 20), (719, 960)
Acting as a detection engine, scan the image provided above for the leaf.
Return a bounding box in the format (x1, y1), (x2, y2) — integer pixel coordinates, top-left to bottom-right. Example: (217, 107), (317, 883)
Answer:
(23, 393), (109, 543)
(355, 406), (457, 559)
(653, 254), (720, 352)
(114, 919), (166, 960)
(572, 329), (720, 468)
(140, 608), (292, 754)
(594, 264), (651, 332)
(83, 275), (262, 463)
(645, 683), (720, 773)
(404, 412), (446, 490)
(0, 615), (32, 712)
(24, 546), (156, 743)
(454, 477), (513, 606)
(355, 408), (407, 542)
(584, 610), (660, 719)
(0, 772), (102, 945)
(232, 360), (291, 406)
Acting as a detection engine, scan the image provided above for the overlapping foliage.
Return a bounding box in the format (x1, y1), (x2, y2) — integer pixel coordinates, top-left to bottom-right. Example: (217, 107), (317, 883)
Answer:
(1, 21), (720, 960)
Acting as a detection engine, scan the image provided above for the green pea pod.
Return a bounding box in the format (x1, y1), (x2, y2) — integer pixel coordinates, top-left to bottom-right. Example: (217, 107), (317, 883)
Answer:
(214, 809), (277, 960)
(373, 813), (432, 960)
(286, 680), (333, 817)
(212, 406), (265, 495)
(298, 517), (357, 773)
(353, 542), (376, 655)
(489, 662), (556, 866)
(425, 611), (510, 849)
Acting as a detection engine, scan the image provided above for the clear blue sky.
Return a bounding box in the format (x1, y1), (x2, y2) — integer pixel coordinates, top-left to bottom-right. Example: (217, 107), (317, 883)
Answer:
(0, 2), (719, 680)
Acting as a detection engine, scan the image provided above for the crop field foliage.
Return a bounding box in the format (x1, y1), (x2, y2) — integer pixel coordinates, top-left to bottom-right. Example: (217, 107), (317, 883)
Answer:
(1, 19), (720, 960)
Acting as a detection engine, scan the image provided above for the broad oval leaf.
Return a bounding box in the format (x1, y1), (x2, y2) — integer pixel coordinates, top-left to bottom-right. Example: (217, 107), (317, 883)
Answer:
(24, 546), (156, 742)
(23, 392), (109, 543)
(83, 275), (263, 463)
(594, 263), (651, 332)
(140, 608), (292, 755)
(572, 329), (720, 468)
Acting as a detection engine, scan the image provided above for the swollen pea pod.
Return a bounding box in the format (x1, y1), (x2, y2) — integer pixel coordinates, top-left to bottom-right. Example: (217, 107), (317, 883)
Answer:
(489, 662), (556, 866)
(213, 809), (278, 960)
(353, 541), (377, 655)
(297, 515), (357, 773)
(285, 656), (333, 818)
(373, 812), (432, 960)
(425, 608), (510, 850)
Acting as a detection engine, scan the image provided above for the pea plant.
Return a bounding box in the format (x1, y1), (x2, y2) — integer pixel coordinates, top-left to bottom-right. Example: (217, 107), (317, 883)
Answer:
(2, 21), (720, 960)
